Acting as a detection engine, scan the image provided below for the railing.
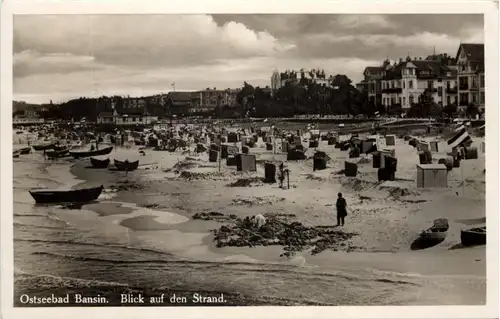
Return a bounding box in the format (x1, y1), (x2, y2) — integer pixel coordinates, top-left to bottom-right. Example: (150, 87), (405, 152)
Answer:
(470, 85), (479, 91)
(459, 84), (468, 90)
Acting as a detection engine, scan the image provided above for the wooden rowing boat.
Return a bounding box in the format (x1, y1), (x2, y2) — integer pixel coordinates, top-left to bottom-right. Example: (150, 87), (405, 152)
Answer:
(33, 143), (55, 151)
(29, 185), (104, 203)
(461, 226), (486, 246)
(114, 159), (139, 171)
(90, 157), (110, 169)
(69, 146), (113, 159)
(46, 148), (70, 159)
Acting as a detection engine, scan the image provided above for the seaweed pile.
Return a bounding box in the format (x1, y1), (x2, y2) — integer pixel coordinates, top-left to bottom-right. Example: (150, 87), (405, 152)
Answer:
(109, 180), (145, 192)
(192, 211), (235, 221)
(227, 177), (264, 187)
(211, 214), (358, 257)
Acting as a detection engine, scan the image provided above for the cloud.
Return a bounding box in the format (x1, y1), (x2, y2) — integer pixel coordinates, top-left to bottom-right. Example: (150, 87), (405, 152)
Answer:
(14, 15), (294, 70)
(13, 14), (484, 104)
(14, 50), (102, 77)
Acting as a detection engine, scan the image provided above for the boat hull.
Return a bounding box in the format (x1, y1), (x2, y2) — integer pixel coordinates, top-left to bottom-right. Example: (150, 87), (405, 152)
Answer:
(46, 149), (70, 159)
(33, 144), (55, 151)
(70, 146), (113, 159)
(29, 185), (104, 203)
(90, 157), (110, 169)
(461, 228), (486, 246)
(114, 159), (139, 171)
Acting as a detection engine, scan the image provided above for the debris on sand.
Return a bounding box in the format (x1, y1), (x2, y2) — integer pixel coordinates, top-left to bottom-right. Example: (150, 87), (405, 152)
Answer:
(178, 171), (224, 181)
(228, 177), (264, 187)
(231, 196), (286, 206)
(192, 211), (231, 221)
(109, 180), (145, 192)
(211, 213), (358, 256)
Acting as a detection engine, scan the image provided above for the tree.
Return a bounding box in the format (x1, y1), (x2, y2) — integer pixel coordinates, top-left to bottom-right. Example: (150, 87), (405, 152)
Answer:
(442, 103), (457, 117)
(407, 89), (441, 118)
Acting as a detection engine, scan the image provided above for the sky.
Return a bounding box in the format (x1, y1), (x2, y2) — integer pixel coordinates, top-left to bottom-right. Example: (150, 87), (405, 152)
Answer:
(13, 14), (484, 104)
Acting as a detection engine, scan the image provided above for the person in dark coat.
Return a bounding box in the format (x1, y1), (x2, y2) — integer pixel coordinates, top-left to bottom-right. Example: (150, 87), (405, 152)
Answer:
(336, 193), (348, 226)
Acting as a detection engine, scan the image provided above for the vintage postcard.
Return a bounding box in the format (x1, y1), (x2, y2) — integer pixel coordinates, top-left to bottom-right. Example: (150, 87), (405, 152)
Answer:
(1, 0), (498, 318)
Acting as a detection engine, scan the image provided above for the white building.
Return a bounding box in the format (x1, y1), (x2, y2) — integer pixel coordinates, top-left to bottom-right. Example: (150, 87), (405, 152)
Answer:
(381, 55), (457, 110)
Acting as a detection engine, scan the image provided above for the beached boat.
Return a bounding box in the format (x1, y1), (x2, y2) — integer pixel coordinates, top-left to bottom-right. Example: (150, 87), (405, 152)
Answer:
(29, 185), (104, 204)
(13, 151), (20, 158)
(19, 147), (32, 155)
(418, 218), (449, 242)
(46, 148), (70, 159)
(461, 226), (486, 246)
(114, 159), (139, 171)
(69, 146), (113, 159)
(90, 157), (110, 169)
(33, 143), (55, 151)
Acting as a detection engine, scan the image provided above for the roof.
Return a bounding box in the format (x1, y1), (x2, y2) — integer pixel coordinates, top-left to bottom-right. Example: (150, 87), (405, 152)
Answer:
(417, 164), (447, 170)
(364, 66), (382, 75)
(456, 43), (484, 62)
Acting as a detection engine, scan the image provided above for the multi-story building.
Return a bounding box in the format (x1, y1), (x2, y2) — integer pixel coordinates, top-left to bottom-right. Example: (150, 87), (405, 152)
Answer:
(270, 69), (332, 95)
(358, 66), (385, 106)
(380, 54), (457, 111)
(455, 43), (485, 113)
(192, 88), (241, 111)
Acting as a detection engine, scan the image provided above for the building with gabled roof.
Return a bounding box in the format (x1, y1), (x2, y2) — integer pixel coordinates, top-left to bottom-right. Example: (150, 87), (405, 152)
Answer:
(380, 54), (458, 111)
(456, 43), (485, 113)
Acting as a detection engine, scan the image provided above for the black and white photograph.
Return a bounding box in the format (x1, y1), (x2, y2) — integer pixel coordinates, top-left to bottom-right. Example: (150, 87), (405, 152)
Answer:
(1, 1), (499, 318)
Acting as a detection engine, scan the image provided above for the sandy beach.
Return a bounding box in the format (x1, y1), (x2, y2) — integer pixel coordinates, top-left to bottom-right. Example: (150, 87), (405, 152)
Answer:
(12, 125), (486, 306)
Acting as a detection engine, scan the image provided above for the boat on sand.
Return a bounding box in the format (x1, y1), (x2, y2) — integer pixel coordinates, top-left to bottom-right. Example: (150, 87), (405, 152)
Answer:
(29, 185), (104, 203)
(69, 146), (113, 159)
(461, 226), (486, 246)
(114, 159), (139, 171)
(90, 157), (110, 169)
(411, 218), (449, 250)
(33, 143), (55, 151)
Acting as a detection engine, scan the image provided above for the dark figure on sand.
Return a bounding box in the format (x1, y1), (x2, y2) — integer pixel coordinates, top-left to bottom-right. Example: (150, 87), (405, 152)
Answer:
(336, 193), (347, 226)
(279, 163), (285, 188)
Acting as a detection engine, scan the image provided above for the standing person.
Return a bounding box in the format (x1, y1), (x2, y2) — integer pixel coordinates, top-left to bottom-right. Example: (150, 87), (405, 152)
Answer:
(336, 193), (347, 226)
(279, 162), (285, 188)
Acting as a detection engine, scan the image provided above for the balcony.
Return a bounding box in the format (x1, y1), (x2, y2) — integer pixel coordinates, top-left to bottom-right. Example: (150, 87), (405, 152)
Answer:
(459, 84), (468, 90)
(446, 87), (458, 94)
(470, 85), (479, 91)
(381, 88), (402, 94)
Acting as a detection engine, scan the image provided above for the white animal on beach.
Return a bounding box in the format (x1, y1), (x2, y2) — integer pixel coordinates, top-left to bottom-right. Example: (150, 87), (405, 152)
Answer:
(251, 214), (266, 228)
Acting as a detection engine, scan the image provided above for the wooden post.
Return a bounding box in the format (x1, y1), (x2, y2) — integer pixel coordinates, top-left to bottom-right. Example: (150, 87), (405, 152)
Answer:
(286, 169), (290, 190)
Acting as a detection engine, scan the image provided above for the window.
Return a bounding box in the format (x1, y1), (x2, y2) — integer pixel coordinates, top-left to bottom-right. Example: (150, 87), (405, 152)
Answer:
(399, 97), (402, 105)
(409, 95), (414, 105)
(409, 81), (413, 89)
(427, 80), (434, 89)
(480, 75), (485, 88)
(447, 96), (451, 105)
(472, 93), (478, 104)
(480, 92), (485, 104)
(446, 81), (451, 89)
(403, 81), (405, 89)
(472, 77), (478, 88)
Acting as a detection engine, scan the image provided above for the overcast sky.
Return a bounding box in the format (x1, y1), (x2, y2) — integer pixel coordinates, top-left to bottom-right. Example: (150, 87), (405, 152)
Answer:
(14, 14), (483, 104)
